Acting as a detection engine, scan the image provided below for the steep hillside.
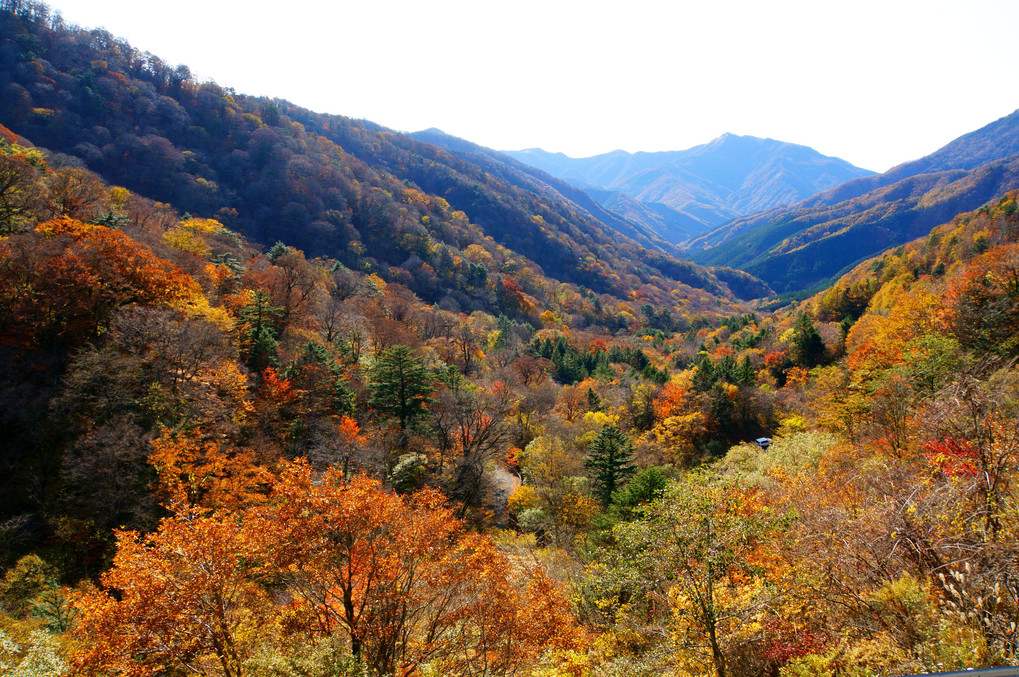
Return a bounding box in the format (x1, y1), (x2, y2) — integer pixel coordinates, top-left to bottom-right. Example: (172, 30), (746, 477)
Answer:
(892, 107), (1019, 176)
(408, 128), (685, 256)
(804, 190), (1019, 325)
(689, 154), (1019, 295)
(505, 134), (874, 233)
(0, 5), (753, 314)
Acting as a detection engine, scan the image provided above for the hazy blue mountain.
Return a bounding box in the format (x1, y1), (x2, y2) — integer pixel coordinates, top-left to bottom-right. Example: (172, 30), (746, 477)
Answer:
(583, 188), (709, 244)
(504, 135), (875, 234)
(746, 108), (1019, 226)
(893, 107), (1019, 175)
(686, 109), (1019, 295)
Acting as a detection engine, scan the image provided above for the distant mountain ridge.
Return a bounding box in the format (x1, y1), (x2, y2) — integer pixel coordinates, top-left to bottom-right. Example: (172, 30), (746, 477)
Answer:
(504, 135), (875, 236)
(687, 108), (1019, 296)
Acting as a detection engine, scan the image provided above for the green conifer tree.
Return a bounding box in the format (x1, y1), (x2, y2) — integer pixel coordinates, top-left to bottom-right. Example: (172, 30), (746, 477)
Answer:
(791, 313), (826, 368)
(368, 345), (433, 430)
(240, 290), (283, 370)
(585, 425), (636, 507)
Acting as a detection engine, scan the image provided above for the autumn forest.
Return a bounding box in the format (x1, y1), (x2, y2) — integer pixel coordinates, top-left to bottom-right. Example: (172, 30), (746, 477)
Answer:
(3, 2), (1019, 677)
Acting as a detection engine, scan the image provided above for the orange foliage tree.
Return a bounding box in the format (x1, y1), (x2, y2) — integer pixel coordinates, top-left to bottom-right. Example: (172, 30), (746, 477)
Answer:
(249, 460), (583, 676)
(653, 380), (694, 420)
(73, 507), (271, 677)
(942, 244), (1019, 356)
(845, 288), (940, 379)
(73, 459), (583, 677)
(0, 217), (202, 347)
(149, 429), (271, 510)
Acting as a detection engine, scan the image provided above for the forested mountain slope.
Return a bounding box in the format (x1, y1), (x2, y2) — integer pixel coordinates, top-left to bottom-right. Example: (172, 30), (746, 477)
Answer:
(409, 127), (687, 256)
(805, 190), (1019, 329)
(691, 155), (1019, 294)
(0, 3), (755, 312)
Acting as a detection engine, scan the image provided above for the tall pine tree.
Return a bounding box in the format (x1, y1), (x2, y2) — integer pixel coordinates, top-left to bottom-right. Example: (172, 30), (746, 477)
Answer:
(585, 425), (636, 507)
(369, 345), (433, 431)
(791, 313), (826, 368)
(240, 290), (283, 371)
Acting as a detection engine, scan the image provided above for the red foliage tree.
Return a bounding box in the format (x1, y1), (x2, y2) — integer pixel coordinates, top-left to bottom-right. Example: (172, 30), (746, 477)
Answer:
(0, 218), (202, 347)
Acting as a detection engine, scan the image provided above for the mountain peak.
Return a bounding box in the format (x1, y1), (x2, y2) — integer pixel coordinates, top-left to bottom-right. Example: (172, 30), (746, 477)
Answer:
(686, 108), (1019, 295)
(504, 135), (874, 232)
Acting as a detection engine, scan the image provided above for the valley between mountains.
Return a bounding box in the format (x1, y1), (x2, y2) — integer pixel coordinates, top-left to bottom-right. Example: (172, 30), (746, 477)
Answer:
(3, 3), (1019, 676)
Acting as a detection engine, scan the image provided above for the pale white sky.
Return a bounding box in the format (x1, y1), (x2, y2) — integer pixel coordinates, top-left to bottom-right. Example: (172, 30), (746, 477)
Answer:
(45, 0), (1019, 172)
